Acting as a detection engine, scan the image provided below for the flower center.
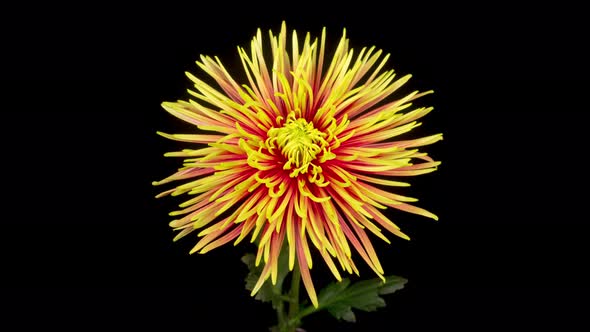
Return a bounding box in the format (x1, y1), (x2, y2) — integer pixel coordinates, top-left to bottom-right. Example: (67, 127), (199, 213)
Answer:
(267, 112), (329, 177)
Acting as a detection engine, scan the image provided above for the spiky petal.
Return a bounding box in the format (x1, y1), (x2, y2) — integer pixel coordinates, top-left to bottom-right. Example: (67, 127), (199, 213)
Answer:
(154, 22), (442, 308)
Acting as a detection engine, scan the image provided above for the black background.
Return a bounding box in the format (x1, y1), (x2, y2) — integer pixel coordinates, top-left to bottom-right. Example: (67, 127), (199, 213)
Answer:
(2, 3), (588, 331)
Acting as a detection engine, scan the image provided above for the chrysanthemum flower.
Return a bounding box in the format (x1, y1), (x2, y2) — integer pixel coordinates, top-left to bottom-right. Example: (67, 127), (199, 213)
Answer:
(154, 22), (441, 308)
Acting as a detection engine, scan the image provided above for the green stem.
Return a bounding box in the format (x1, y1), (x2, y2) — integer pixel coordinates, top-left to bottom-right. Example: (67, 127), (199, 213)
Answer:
(288, 263), (301, 321)
(288, 305), (317, 325)
(275, 264), (302, 332)
(276, 298), (286, 331)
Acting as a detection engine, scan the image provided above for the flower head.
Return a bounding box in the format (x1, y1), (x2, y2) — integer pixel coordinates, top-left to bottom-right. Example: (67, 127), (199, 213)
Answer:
(154, 22), (442, 307)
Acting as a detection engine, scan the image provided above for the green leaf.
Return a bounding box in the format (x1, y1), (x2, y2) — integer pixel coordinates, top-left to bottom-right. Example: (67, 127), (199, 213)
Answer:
(316, 275), (408, 322)
(316, 278), (351, 303)
(241, 253), (273, 303)
(328, 304), (356, 322)
(241, 251), (291, 307)
(378, 275), (407, 295)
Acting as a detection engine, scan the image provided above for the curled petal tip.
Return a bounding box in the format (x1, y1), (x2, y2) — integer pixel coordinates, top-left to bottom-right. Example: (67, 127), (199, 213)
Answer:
(154, 22), (442, 308)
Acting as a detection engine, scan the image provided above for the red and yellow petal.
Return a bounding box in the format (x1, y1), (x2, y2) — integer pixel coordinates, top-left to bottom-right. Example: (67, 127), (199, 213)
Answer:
(155, 21), (441, 307)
